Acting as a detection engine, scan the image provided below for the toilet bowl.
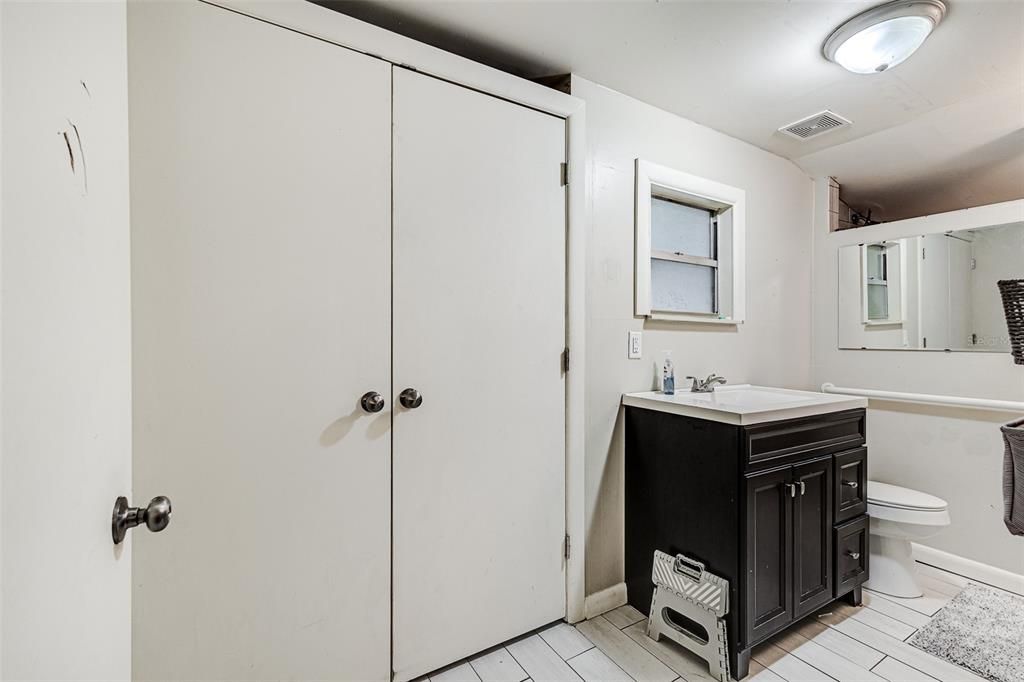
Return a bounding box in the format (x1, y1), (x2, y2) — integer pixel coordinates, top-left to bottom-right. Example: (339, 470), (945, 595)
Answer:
(864, 481), (950, 598)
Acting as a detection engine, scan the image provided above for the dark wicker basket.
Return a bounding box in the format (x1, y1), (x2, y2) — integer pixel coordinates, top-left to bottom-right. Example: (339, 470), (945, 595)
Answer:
(998, 279), (1024, 365)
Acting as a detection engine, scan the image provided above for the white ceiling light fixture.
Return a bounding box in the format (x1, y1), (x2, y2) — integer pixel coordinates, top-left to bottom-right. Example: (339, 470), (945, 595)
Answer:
(823, 0), (947, 74)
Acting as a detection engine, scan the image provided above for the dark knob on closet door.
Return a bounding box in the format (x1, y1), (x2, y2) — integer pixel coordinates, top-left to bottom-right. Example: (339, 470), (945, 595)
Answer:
(112, 495), (172, 545)
(360, 391), (385, 413)
(399, 388), (423, 409)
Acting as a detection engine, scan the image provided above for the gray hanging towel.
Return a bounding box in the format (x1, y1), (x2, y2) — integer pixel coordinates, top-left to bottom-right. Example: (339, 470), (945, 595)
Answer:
(1003, 418), (1024, 536)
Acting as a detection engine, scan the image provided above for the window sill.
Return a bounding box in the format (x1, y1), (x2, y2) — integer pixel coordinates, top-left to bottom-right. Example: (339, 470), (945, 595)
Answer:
(648, 312), (743, 325)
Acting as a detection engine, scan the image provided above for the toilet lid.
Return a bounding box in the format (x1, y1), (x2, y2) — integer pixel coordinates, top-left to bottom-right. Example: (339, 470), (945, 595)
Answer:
(867, 481), (948, 511)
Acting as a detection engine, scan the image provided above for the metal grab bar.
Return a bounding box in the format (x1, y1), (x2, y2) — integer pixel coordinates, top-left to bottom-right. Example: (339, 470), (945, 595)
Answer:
(821, 383), (1024, 413)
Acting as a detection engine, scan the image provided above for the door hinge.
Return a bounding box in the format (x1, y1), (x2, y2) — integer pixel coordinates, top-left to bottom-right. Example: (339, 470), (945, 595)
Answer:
(562, 347), (570, 372)
(564, 533), (571, 560)
(921, 247), (926, 260)
(560, 162), (569, 187)
(923, 336), (927, 348)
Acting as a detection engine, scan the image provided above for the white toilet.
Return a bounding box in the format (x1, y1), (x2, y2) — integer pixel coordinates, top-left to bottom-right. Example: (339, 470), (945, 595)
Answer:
(865, 481), (950, 598)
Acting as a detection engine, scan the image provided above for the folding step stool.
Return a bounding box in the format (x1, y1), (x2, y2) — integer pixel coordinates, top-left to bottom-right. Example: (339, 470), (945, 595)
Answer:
(647, 550), (731, 682)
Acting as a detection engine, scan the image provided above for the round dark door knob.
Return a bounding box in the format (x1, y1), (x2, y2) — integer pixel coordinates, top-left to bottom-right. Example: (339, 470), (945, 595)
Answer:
(360, 391), (385, 413)
(144, 496), (172, 533)
(112, 495), (172, 545)
(399, 388), (422, 409)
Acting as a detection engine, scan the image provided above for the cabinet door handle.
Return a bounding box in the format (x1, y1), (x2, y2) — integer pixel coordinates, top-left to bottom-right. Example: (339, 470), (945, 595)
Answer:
(799, 481), (806, 496)
(846, 550), (861, 560)
(843, 480), (859, 489)
(784, 483), (797, 498)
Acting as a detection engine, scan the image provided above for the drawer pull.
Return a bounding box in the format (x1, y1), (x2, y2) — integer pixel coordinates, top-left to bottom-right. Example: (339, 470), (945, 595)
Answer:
(846, 550), (861, 560)
(843, 481), (859, 488)
(784, 483), (797, 498)
(799, 481), (807, 496)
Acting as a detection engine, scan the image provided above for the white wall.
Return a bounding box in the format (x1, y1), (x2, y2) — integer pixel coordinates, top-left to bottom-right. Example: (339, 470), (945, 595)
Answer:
(572, 76), (815, 597)
(1, 2), (132, 678)
(812, 189), (1024, 575)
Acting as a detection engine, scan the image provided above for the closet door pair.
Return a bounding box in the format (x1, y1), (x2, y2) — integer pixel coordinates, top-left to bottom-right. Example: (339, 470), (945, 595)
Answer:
(130, 3), (568, 681)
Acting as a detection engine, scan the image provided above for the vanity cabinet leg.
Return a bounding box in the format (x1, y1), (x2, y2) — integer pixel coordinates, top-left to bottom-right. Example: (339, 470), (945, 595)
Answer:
(845, 586), (863, 606)
(733, 648), (751, 680)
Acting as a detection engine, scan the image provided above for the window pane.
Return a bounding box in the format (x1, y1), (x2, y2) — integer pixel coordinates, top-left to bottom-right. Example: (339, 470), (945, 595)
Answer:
(866, 245), (886, 281)
(867, 282), (888, 320)
(651, 259), (716, 313)
(651, 197), (713, 258)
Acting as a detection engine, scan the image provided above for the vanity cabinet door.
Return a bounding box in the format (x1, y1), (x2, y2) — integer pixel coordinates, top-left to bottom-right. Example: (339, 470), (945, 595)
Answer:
(793, 456), (834, 619)
(744, 467), (793, 643)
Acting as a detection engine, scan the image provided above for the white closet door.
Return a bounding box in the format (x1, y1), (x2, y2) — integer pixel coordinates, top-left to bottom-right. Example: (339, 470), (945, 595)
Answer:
(919, 234), (950, 349)
(129, 3), (391, 680)
(947, 237), (973, 347)
(392, 68), (568, 680)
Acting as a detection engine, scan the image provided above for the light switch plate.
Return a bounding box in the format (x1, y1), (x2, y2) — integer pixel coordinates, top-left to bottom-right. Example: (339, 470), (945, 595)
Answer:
(628, 331), (642, 359)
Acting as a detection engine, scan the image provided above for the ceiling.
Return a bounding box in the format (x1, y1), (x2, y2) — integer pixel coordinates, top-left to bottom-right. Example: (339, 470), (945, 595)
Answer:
(318, 0), (1024, 222)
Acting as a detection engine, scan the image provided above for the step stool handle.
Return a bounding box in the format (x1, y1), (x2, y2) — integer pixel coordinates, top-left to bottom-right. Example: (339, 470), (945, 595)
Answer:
(672, 554), (705, 582)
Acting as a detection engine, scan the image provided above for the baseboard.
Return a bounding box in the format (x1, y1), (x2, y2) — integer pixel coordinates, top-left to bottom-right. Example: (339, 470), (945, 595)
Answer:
(583, 582), (627, 619)
(913, 543), (1024, 596)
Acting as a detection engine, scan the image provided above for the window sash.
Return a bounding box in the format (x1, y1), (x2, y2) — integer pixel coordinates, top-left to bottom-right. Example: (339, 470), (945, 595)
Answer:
(649, 255), (721, 314)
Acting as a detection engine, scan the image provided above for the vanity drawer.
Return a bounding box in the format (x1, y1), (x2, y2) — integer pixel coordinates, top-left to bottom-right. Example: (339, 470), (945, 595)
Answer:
(834, 516), (869, 597)
(743, 410), (865, 467)
(834, 447), (868, 523)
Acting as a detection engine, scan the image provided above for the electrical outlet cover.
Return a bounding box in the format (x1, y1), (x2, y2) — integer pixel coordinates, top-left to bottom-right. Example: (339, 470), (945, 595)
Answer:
(628, 331), (642, 359)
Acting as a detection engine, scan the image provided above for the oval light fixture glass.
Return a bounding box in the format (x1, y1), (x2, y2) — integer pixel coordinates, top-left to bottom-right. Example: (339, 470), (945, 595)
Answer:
(823, 0), (947, 74)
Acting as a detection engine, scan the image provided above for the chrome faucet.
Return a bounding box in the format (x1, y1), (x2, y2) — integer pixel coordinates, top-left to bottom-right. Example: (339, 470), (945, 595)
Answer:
(686, 374), (727, 393)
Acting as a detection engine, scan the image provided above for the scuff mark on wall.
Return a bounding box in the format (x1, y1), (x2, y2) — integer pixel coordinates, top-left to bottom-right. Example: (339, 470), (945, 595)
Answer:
(61, 130), (76, 173)
(68, 120), (87, 194)
(80, 80), (90, 97)
(58, 116), (88, 196)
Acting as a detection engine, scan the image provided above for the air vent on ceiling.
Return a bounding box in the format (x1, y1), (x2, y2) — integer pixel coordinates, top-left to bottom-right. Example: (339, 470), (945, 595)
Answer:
(778, 110), (851, 140)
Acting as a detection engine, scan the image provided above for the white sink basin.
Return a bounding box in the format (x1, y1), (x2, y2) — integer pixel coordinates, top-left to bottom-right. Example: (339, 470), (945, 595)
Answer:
(687, 386), (816, 407)
(622, 384), (866, 425)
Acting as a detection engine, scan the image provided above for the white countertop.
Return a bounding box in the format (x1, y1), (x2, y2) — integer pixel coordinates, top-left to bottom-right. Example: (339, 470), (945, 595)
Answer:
(621, 384), (868, 426)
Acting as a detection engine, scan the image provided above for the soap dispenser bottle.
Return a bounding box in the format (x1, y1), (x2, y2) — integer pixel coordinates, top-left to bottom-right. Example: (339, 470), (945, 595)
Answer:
(662, 351), (675, 395)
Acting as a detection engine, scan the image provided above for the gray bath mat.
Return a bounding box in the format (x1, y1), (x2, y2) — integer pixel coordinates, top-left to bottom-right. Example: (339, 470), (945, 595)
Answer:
(908, 583), (1024, 682)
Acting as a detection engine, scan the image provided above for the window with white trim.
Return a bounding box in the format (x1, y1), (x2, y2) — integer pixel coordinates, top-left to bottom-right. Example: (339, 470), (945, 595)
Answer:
(861, 241), (903, 325)
(635, 160), (745, 324)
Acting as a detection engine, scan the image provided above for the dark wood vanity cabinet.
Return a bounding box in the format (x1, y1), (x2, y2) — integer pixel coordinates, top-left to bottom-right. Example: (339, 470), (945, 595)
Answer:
(625, 407), (869, 680)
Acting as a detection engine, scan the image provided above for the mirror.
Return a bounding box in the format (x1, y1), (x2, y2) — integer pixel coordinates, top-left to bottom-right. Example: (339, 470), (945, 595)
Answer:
(838, 222), (1024, 351)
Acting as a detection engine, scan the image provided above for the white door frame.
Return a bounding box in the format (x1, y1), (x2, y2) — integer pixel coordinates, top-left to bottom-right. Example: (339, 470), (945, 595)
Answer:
(201, 0), (588, 623)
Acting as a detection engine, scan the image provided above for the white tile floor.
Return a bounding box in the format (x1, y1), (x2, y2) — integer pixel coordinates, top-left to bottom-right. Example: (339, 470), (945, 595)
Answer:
(422, 562), (997, 682)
